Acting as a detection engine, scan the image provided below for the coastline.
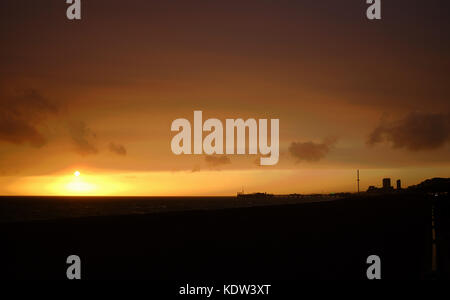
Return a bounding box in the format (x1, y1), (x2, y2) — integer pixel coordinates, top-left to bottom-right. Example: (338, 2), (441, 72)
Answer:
(0, 194), (435, 279)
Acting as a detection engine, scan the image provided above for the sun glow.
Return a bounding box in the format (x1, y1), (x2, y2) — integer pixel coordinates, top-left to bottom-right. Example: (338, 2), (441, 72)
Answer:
(41, 170), (132, 196)
(66, 178), (96, 194)
(55, 172), (130, 195)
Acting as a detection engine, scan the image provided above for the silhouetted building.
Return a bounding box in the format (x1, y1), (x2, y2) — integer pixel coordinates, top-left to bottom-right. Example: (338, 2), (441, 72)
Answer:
(396, 179), (401, 190)
(367, 186), (377, 193)
(367, 178), (396, 193)
(383, 178), (391, 190)
(237, 192), (274, 199)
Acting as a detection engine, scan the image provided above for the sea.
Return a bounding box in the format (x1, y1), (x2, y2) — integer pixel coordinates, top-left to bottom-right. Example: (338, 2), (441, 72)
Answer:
(0, 195), (335, 223)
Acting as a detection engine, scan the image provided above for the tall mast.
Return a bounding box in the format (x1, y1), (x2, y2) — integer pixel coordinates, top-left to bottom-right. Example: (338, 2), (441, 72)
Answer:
(357, 170), (360, 193)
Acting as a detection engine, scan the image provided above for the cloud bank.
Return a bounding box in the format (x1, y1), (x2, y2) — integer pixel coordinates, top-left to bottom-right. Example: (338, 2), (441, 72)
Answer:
(0, 88), (58, 147)
(68, 121), (98, 156)
(367, 112), (450, 151)
(204, 155), (231, 167)
(289, 137), (337, 162)
(109, 142), (127, 156)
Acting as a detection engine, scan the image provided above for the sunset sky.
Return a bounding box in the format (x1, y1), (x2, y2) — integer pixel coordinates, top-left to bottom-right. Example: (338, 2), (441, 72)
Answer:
(0, 0), (449, 196)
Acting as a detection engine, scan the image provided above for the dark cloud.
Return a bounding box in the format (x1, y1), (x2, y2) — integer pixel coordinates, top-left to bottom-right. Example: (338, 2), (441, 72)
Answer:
(191, 165), (201, 173)
(68, 121), (98, 156)
(289, 137), (337, 162)
(204, 155), (231, 167)
(367, 112), (450, 151)
(0, 88), (58, 147)
(109, 142), (127, 156)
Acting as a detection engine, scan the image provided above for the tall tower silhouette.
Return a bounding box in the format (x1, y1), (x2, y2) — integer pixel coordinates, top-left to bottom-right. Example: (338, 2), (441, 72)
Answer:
(383, 178), (391, 190)
(357, 170), (360, 193)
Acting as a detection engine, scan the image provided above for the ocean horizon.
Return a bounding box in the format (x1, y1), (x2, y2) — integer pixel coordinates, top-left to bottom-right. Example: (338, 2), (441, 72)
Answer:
(0, 195), (336, 223)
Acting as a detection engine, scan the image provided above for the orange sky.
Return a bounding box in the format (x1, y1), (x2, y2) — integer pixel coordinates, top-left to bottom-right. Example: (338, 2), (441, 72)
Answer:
(0, 1), (449, 195)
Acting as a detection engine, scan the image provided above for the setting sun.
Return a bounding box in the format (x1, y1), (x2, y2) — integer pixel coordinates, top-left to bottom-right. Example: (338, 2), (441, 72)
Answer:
(74, 171), (81, 177)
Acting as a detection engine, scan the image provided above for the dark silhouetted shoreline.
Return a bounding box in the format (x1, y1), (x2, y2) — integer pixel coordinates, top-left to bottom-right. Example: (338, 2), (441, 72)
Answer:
(2, 192), (446, 280)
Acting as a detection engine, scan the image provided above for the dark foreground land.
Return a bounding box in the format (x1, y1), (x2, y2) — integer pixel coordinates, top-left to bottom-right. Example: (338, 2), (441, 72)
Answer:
(1, 193), (447, 280)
